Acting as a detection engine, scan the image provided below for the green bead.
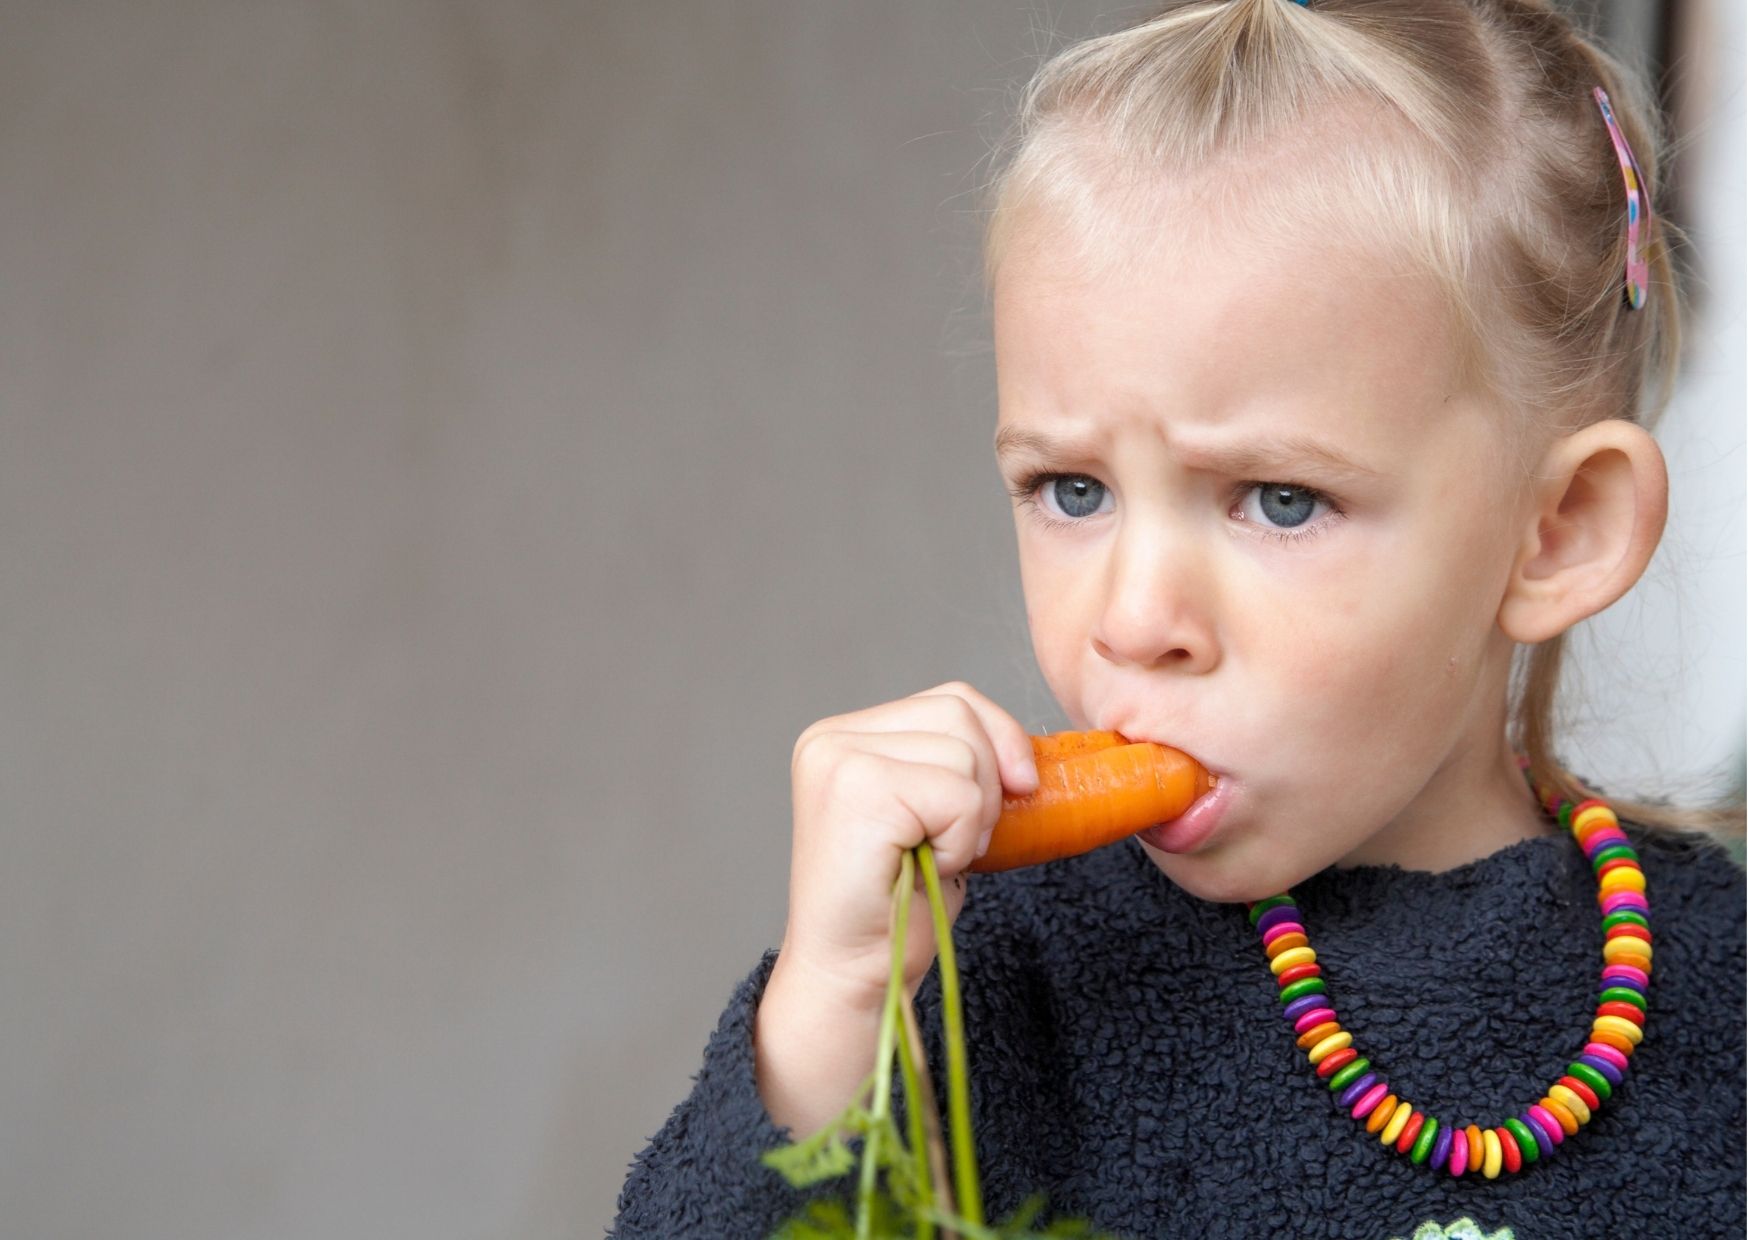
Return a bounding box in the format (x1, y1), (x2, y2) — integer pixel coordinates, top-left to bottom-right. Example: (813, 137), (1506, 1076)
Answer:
(1278, 978), (1327, 1004)
(1327, 1057), (1371, 1091)
(1599, 985), (1647, 1011)
(1248, 895), (1296, 925)
(1410, 1117), (1439, 1165)
(1601, 909), (1650, 933)
(1590, 841), (1637, 867)
(1567, 1061), (1613, 1101)
(1557, 802), (1573, 831)
(1502, 1117), (1539, 1164)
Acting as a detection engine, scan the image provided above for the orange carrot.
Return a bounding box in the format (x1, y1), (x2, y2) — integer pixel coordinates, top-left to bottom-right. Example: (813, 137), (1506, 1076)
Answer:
(1029, 730), (1127, 764)
(969, 735), (1215, 872)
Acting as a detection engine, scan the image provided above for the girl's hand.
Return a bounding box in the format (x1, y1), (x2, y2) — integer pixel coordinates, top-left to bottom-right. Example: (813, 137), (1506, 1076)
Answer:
(777, 681), (1041, 1007)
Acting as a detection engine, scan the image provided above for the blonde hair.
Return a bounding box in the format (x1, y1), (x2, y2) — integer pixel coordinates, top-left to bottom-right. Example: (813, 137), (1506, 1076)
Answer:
(981, 0), (1742, 838)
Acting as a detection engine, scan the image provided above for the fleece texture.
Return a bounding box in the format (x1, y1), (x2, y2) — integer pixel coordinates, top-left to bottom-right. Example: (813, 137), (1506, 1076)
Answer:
(609, 820), (1745, 1239)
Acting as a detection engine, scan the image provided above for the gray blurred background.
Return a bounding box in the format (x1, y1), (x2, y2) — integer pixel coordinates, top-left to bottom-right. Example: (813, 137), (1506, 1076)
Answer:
(1, 3), (1739, 1238)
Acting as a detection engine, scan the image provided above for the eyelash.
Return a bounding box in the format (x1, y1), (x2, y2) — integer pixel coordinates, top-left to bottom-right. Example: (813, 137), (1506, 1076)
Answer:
(1006, 471), (1348, 546)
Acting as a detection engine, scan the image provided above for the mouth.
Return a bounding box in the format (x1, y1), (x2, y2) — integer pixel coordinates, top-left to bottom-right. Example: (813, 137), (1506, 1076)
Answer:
(1134, 757), (1233, 855)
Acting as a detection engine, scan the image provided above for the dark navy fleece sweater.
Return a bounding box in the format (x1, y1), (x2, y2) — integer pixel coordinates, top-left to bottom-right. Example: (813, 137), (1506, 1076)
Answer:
(610, 821), (1745, 1239)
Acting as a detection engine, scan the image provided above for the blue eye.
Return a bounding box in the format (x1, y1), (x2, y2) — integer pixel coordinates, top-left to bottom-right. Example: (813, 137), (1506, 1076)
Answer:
(1232, 482), (1346, 545)
(1047, 475), (1107, 519)
(1006, 472), (1111, 528)
(1257, 484), (1317, 527)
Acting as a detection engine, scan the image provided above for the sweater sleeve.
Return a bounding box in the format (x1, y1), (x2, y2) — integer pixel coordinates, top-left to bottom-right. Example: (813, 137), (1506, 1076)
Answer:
(607, 947), (842, 1240)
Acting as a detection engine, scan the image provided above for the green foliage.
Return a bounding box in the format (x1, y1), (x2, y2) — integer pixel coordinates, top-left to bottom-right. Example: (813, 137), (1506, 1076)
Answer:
(759, 844), (1126, 1240)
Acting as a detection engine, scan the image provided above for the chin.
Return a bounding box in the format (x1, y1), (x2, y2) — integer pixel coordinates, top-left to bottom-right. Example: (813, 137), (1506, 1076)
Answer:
(1144, 846), (1301, 905)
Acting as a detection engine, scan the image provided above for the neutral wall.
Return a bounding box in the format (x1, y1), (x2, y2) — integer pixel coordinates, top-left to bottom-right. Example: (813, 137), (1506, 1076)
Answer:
(1, 4), (1738, 1238)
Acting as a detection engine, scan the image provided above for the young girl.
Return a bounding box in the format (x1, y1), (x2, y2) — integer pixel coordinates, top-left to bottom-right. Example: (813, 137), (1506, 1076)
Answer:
(612, 1), (1744, 1235)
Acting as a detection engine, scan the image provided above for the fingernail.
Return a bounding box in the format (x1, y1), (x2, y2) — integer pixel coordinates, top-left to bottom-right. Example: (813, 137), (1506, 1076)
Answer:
(976, 826), (994, 859)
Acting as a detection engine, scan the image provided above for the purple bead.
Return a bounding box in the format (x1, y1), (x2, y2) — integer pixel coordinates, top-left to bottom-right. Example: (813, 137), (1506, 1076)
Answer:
(1337, 1072), (1378, 1109)
(1576, 1053), (1624, 1086)
(1430, 1124), (1453, 1170)
(1255, 904), (1299, 937)
(1600, 967), (1649, 991)
(1522, 1110), (1555, 1157)
(1283, 994), (1326, 1023)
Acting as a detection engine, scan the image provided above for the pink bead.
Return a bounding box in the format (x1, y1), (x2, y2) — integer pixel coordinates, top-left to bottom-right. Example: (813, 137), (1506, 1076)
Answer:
(1262, 921), (1306, 947)
(1583, 827), (1631, 852)
(1350, 1082), (1389, 1119)
(1447, 1130), (1468, 1176)
(1293, 1006), (1337, 1034)
(1526, 1104), (1565, 1145)
(1583, 1041), (1631, 1072)
(1600, 891), (1650, 915)
(1601, 963), (1650, 989)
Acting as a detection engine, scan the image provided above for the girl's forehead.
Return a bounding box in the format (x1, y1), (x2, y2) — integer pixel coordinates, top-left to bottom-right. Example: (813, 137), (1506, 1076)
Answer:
(994, 218), (1468, 449)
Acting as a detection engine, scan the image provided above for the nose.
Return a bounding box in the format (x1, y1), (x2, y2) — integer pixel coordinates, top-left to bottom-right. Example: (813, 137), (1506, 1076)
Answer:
(1090, 521), (1220, 673)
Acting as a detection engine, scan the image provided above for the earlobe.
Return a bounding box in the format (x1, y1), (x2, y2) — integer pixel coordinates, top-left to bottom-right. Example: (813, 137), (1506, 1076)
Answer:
(1497, 419), (1669, 645)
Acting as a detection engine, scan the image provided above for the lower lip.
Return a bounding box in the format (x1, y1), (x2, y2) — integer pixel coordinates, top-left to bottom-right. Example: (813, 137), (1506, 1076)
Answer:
(1137, 775), (1234, 854)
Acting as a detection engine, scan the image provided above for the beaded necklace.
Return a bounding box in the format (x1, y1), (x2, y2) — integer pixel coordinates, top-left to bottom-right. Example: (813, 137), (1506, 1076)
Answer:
(1246, 757), (1650, 1177)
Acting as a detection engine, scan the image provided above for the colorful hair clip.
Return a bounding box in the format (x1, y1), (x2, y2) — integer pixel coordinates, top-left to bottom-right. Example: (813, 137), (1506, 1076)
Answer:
(1593, 86), (1652, 311)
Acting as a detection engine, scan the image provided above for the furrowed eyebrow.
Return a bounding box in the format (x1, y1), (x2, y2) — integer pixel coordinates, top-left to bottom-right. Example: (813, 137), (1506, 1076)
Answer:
(993, 425), (1383, 482)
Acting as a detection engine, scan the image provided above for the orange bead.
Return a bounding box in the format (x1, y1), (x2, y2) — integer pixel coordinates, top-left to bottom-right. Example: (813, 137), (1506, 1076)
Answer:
(1265, 931), (1309, 958)
(1297, 1021), (1341, 1050)
(1366, 1094), (1399, 1134)
(1539, 1096), (1580, 1136)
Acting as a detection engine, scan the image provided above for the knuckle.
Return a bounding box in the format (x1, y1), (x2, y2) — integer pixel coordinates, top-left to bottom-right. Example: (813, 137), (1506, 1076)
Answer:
(943, 734), (978, 777)
(791, 727), (843, 782)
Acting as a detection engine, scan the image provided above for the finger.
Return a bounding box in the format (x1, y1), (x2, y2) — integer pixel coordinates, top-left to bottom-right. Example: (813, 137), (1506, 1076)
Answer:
(882, 759), (989, 877)
(817, 697), (1007, 824)
(813, 730), (979, 783)
(907, 681), (1039, 795)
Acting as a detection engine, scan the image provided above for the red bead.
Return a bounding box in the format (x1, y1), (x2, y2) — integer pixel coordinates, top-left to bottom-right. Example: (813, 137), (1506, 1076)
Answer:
(1596, 1000), (1646, 1026)
(1497, 1125), (1522, 1173)
(1558, 1074), (1601, 1110)
(1277, 962), (1323, 986)
(1395, 1111), (1425, 1154)
(1316, 1046), (1359, 1078)
(1595, 857), (1641, 881)
(1605, 922), (1653, 943)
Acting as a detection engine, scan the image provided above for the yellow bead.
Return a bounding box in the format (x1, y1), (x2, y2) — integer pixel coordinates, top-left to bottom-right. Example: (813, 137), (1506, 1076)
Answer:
(1308, 1030), (1354, 1064)
(1571, 805), (1618, 837)
(1540, 1096), (1580, 1136)
(1366, 1094), (1398, 1134)
(1381, 1100), (1413, 1146)
(1593, 1013), (1644, 1045)
(1602, 935), (1653, 964)
(1269, 945), (1317, 974)
(1549, 1083), (1592, 1125)
(1599, 867), (1646, 896)
(1481, 1128), (1503, 1179)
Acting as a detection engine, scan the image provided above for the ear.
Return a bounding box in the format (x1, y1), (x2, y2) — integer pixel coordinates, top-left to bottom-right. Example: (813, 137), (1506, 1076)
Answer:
(1497, 418), (1669, 645)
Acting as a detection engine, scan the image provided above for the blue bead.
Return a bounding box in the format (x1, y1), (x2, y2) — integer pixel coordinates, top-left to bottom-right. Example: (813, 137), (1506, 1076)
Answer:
(1337, 1072), (1378, 1109)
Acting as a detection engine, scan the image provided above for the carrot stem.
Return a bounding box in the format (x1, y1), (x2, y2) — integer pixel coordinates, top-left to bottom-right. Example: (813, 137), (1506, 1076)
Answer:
(896, 984), (949, 1239)
(858, 849), (913, 1239)
(916, 843), (983, 1227)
